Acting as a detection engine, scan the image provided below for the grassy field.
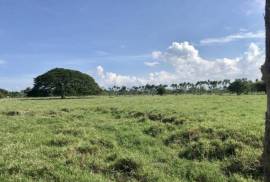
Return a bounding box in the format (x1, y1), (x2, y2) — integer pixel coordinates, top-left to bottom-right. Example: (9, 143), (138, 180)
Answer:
(0, 95), (266, 182)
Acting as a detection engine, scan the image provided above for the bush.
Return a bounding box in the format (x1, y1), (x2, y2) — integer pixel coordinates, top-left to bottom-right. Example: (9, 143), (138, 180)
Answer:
(223, 150), (263, 179)
(5, 111), (22, 116)
(156, 86), (166, 96)
(111, 158), (141, 177)
(0, 88), (8, 98)
(177, 162), (226, 182)
(228, 79), (250, 95)
(179, 139), (242, 161)
(144, 126), (163, 137)
(165, 127), (262, 148)
(165, 128), (201, 146)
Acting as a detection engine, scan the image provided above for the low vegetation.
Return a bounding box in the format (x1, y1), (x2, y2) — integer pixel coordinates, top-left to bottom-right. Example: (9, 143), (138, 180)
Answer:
(106, 78), (265, 96)
(0, 95), (264, 181)
(0, 77), (266, 100)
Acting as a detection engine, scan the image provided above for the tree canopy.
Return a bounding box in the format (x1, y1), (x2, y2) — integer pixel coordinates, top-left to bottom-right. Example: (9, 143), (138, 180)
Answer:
(227, 79), (266, 95)
(0, 88), (8, 98)
(27, 68), (102, 98)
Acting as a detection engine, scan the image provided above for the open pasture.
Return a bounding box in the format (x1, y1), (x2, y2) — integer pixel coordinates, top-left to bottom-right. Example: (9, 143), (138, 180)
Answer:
(0, 95), (265, 181)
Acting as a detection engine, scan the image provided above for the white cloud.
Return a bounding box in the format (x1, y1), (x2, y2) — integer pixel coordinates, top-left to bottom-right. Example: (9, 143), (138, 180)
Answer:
(97, 65), (105, 79)
(96, 66), (178, 87)
(152, 51), (162, 59)
(96, 67), (147, 87)
(155, 41), (264, 81)
(200, 31), (265, 45)
(96, 42), (264, 87)
(144, 61), (160, 67)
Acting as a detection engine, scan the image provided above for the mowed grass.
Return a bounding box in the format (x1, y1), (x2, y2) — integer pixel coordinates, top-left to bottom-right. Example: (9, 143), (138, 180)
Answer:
(0, 95), (265, 182)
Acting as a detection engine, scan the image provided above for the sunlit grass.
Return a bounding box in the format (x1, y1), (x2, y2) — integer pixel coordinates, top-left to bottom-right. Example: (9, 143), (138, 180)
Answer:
(0, 95), (265, 181)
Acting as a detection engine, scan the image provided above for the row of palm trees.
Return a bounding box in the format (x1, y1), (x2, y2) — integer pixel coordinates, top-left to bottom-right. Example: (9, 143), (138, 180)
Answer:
(105, 79), (266, 95)
(106, 79), (232, 95)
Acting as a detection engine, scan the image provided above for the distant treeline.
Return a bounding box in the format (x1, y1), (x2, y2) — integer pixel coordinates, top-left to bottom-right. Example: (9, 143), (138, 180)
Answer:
(0, 78), (266, 98)
(0, 89), (24, 98)
(104, 79), (266, 96)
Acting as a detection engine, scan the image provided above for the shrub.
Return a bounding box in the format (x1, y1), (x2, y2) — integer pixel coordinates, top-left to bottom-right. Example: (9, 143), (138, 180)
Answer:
(111, 158), (141, 177)
(156, 86), (166, 96)
(5, 111), (21, 116)
(106, 153), (118, 162)
(148, 113), (163, 121)
(165, 128), (201, 146)
(144, 126), (163, 137)
(223, 150), (263, 179)
(179, 139), (242, 161)
(0, 88), (8, 98)
(178, 162), (226, 182)
(228, 79), (250, 95)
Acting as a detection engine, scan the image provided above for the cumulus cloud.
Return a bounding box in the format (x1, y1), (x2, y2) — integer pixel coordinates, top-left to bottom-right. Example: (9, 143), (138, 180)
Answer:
(152, 51), (162, 59)
(200, 31), (265, 45)
(144, 61), (160, 67)
(155, 41), (264, 81)
(96, 67), (146, 87)
(97, 65), (105, 79)
(96, 41), (264, 87)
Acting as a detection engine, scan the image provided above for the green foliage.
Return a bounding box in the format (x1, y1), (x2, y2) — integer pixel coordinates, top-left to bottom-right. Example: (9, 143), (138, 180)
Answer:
(111, 158), (141, 177)
(144, 126), (163, 137)
(178, 139), (242, 161)
(106, 78), (265, 96)
(224, 150), (263, 179)
(28, 68), (102, 98)
(0, 95), (265, 181)
(228, 79), (250, 95)
(157, 85), (166, 96)
(0, 88), (25, 98)
(0, 88), (8, 98)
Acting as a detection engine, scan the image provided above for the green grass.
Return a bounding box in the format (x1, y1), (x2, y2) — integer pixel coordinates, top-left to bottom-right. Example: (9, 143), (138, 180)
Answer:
(0, 95), (265, 181)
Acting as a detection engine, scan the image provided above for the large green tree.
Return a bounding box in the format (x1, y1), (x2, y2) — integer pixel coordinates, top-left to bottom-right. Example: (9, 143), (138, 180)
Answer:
(28, 68), (102, 98)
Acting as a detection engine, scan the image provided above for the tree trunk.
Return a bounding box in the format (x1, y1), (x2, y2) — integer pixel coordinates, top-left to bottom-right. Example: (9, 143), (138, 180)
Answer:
(60, 82), (65, 99)
(262, 0), (270, 181)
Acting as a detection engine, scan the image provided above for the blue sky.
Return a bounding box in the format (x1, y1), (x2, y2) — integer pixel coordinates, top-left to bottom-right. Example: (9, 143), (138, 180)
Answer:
(0, 0), (266, 90)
